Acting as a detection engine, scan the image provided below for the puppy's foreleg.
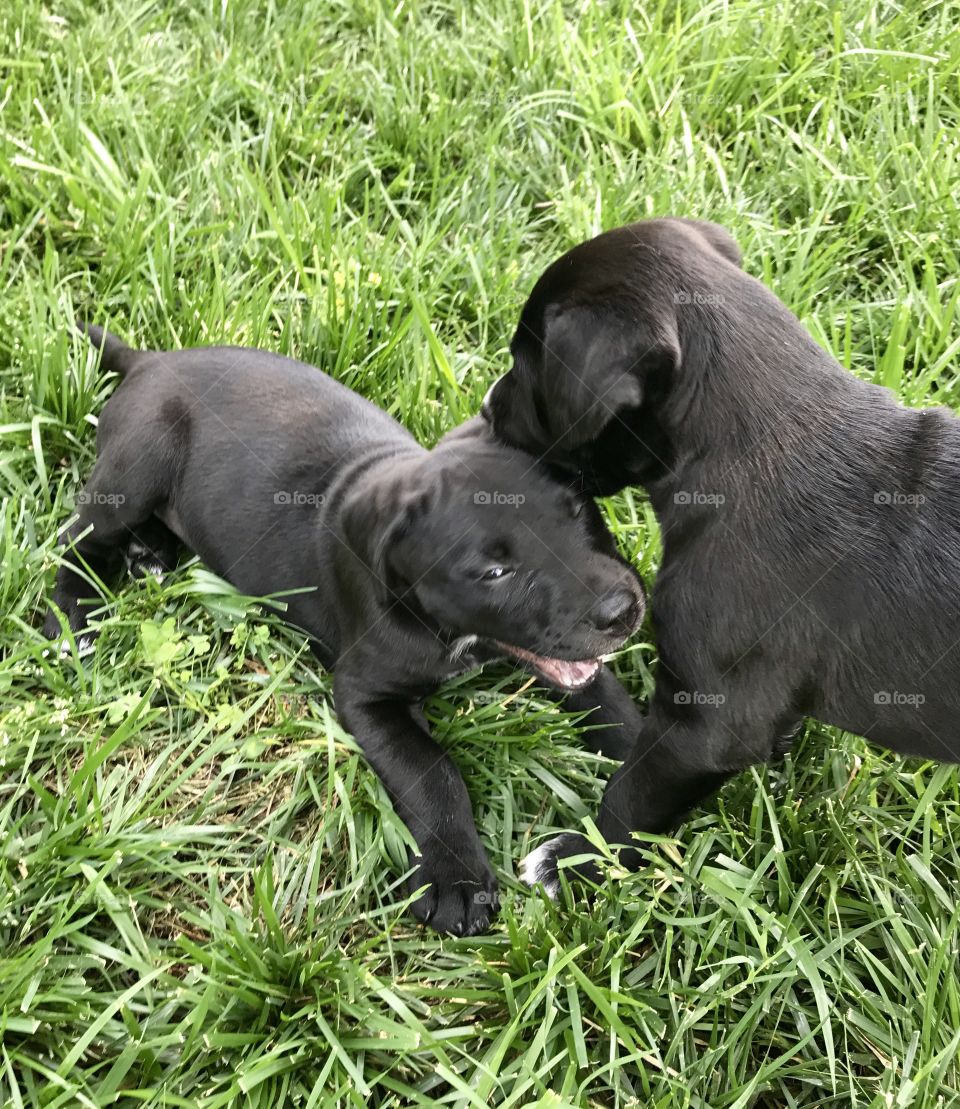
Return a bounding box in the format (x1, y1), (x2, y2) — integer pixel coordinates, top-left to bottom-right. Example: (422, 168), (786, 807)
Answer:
(595, 724), (736, 857)
(333, 681), (499, 936)
(521, 709), (766, 897)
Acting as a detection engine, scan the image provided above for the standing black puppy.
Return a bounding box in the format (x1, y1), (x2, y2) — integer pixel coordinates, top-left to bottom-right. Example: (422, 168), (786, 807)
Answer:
(483, 217), (960, 893)
(46, 324), (646, 933)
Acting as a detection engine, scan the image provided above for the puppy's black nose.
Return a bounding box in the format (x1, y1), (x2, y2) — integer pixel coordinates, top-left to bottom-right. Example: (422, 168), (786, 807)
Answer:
(588, 588), (639, 633)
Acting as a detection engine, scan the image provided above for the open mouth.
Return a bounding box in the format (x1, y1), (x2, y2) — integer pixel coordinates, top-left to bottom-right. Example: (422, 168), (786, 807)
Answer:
(496, 642), (602, 690)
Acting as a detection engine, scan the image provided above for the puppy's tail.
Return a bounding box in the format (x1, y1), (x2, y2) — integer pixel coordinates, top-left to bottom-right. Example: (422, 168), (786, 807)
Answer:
(77, 321), (138, 377)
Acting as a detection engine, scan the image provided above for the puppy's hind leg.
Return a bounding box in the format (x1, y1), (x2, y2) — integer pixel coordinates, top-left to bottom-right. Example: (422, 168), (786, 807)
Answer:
(44, 455), (167, 645)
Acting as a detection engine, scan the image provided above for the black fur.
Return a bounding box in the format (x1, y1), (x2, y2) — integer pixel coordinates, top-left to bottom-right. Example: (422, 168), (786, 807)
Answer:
(45, 324), (647, 934)
(485, 217), (960, 879)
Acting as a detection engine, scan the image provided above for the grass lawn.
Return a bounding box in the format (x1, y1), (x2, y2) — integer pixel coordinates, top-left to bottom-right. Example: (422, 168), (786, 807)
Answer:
(3, 0), (960, 1104)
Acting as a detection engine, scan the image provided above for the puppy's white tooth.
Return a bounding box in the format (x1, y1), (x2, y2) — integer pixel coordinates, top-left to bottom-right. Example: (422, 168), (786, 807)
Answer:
(520, 840), (562, 901)
(143, 561), (165, 581)
(76, 635), (95, 657)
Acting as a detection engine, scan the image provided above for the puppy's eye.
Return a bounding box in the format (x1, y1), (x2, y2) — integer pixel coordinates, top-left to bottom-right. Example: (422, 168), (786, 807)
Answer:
(479, 566), (513, 582)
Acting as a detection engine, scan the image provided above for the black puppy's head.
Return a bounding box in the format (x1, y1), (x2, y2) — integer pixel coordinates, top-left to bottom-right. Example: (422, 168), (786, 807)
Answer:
(344, 423), (644, 691)
(483, 217), (743, 494)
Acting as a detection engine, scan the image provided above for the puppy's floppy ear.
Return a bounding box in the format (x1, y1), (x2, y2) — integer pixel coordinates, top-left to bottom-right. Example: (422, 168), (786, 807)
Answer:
(673, 218), (743, 268)
(539, 302), (680, 449)
(341, 463), (434, 606)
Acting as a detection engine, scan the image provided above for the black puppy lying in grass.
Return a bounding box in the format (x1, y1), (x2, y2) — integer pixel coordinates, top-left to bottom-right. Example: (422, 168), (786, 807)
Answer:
(483, 217), (960, 895)
(44, 324), (645, 935)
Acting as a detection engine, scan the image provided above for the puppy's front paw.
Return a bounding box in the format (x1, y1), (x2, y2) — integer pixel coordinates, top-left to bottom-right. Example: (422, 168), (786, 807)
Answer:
(520, 832), (602, 900)
(408, 848), (499, 936)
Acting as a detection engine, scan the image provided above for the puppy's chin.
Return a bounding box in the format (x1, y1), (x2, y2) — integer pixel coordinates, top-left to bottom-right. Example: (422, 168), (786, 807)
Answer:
(546, 452), (630, 498)
(581, 473), (629, 498)
(535, 447), (625, 498)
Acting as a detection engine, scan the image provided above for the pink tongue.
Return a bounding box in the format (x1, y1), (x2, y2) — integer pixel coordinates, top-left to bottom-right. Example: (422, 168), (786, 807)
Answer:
(497, 643), (601, 689)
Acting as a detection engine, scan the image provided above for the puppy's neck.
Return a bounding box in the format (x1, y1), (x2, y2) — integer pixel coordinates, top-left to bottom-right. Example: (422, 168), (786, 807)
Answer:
(662, 288), (862, 474)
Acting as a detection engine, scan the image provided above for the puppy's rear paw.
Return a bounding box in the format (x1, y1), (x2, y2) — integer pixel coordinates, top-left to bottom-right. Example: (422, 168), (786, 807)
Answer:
(42, 608), (96, 658)
(520, 832), (601, 899)
(42, 633), (96, 659)
(125, 540), (167, 581)
(129, 557), (166, 582)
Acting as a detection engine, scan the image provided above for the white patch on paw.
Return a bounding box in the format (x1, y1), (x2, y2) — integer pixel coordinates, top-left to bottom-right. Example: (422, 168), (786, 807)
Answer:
(127, 554), (166, 581)
(44, 634), (95, 660)
(519, 838), (564, 901)
(140, 561), (166, 582)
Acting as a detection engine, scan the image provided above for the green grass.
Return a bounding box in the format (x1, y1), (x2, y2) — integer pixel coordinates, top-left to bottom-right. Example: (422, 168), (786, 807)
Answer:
(2, 0), (960, 1103)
